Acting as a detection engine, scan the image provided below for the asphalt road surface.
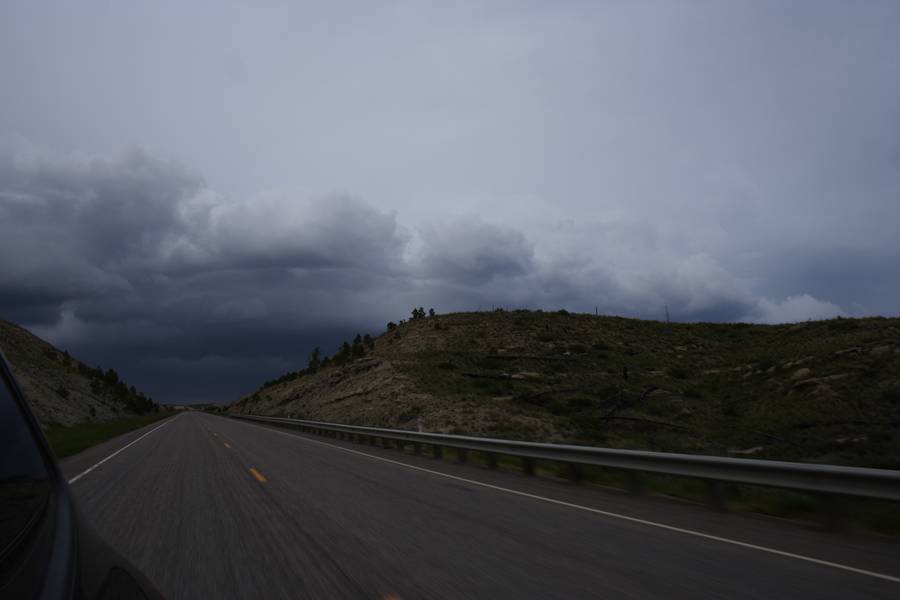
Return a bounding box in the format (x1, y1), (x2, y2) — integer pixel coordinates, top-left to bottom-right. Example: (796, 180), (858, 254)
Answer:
(61, 412), (900, 599)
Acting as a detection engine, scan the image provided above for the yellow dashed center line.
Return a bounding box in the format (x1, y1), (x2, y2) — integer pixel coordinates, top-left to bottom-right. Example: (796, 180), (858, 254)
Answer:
(249, 468), (268, 483)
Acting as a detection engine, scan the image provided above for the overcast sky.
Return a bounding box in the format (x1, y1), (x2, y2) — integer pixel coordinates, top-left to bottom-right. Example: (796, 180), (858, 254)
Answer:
(2, 1), (899, 404)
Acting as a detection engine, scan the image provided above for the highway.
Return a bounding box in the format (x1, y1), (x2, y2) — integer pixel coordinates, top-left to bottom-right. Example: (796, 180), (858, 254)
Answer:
(61, 412), (900, 599)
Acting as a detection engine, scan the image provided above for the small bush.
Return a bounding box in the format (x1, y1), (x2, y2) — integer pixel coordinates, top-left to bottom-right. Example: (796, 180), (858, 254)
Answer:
(567, 396), (593, 410)
(881, 388), (900, 404)
(827, 317), (859, 331)
(56, 386), (69, 399)
(592, 340), (611, 351)
(754, 358), (775, 371)
(666, 365), (691, 380)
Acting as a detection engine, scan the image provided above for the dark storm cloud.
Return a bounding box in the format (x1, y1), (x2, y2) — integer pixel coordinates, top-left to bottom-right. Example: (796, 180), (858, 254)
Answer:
(418, 216), (534, 284)
(0, 142), (880, 402)
(0, 147), (418, 402)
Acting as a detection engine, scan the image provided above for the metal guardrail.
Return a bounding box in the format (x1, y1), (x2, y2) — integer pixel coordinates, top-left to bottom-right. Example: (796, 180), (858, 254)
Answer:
(230, 414), (900, 504)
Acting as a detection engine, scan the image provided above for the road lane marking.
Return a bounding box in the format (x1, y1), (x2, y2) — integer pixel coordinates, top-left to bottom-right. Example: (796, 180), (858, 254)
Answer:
(239, 420), (900, 585)
(224, 442), (232, 449)
(67, 417), (178, 484)
(249, 468), (268, 483)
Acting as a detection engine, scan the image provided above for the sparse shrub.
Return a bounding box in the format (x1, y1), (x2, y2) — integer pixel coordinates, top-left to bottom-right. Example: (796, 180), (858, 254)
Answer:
(333, 341), (352, 365)
(882, 388), (900, 404)
(537, 331), (554, 343)
(683, 388), (703, 399)
(308, 347), (321, 373)
(666, 365), (691, 380)
(56, 386), (69, 399)
(387, 321), (397, 331)
(568, 396), (593, 410)
(398, 407), (422, 422)
(479, 356), (504, 371)
(568, 343), (588, 354)
(557, 309), (569, 315)
(827, 317), (859, 331)
(754, 358), (775, 371)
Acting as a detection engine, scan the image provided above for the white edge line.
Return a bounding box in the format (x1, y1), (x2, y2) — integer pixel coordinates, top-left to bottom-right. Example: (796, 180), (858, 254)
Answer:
(67, 416), (178, 484)
(235, 418), (900, 585)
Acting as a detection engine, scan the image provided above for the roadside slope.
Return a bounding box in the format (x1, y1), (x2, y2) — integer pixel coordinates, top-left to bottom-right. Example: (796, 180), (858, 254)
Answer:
(233, 312), (900, 468)
(0, 318), (156, 428)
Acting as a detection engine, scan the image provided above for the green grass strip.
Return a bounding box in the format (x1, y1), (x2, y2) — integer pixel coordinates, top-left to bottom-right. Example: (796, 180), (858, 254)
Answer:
(45, 411), (177, 459)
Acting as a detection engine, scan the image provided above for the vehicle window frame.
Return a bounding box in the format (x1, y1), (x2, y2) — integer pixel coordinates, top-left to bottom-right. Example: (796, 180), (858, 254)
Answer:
(0, 349), (68, 595)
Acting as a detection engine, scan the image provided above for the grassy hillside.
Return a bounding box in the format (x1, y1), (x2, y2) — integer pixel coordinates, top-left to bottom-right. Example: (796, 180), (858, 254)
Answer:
(233, 311), (900, 469)
(0, 318), (158, 428)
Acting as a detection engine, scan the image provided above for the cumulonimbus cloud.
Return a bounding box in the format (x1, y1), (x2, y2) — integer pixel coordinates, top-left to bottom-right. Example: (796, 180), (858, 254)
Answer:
(0, 144), (858, 401)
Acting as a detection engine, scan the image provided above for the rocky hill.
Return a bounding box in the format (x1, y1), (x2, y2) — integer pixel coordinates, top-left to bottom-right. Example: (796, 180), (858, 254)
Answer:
(0, 318), (156, 428)
(232, 311), (900, 468)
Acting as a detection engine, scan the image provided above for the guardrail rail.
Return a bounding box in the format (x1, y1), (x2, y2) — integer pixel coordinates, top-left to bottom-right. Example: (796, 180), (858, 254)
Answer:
(230, 413), (900, 525)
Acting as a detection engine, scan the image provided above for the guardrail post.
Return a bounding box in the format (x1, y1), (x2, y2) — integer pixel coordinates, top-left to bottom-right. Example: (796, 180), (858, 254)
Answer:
(486, 453), (498, 469)
(434, 445), (443, 459)
(704, 479), (725, 511)
(457, 449), (468, 464)
(413, 442), (421, 455)
(522, 457), (535, 476)
(567, 463), (583, 483)
(626, 471), (643, 495)
(368, 435), (376, 446)
(819, 494), (847, 532)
